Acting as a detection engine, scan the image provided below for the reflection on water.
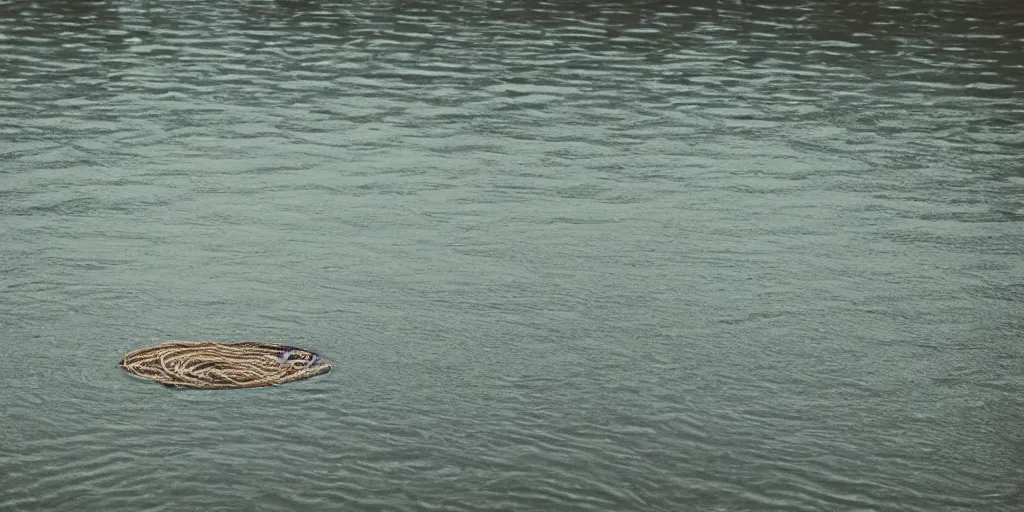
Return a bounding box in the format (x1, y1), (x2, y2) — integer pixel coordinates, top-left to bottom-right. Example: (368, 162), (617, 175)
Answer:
(1, 0), (1022, 511)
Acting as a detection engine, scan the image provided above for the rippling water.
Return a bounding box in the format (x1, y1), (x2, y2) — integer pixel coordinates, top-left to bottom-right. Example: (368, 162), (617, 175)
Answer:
(1, 0), (1022, 510)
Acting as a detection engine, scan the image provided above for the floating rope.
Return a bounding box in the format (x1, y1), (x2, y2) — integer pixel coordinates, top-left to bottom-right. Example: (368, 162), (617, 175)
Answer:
(119, 341), (331, 389)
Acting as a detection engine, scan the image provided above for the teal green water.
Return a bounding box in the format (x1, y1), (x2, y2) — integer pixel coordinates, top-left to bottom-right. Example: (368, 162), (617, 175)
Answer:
(1, 0), (1022, 510)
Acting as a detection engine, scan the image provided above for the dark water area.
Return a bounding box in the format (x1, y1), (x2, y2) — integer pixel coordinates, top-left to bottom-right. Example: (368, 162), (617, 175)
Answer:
(1, 0), (1022, 510)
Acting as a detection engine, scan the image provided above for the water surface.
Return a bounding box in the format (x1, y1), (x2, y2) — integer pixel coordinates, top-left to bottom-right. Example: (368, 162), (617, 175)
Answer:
(1, 0), (1022, 510)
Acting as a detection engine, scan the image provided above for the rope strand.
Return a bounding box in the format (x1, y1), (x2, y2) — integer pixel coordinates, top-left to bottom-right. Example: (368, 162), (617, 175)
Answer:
(119, 341), (331, 389)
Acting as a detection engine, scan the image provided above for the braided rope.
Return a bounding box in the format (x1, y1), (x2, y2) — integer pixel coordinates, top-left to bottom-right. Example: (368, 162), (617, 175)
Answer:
(119, 341), (331, 389)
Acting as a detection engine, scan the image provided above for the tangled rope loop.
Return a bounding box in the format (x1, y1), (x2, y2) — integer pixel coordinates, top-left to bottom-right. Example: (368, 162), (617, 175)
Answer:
(119, 341), (331, 389)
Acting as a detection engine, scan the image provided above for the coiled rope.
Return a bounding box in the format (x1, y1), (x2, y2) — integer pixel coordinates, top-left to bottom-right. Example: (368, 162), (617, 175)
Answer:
(119, 341), (331, 389)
